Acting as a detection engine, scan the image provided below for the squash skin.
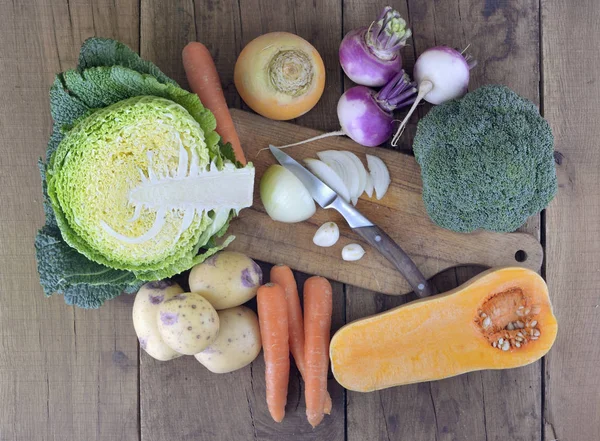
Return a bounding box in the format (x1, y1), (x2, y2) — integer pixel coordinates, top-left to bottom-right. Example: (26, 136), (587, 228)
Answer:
(330, 267), (557, 392)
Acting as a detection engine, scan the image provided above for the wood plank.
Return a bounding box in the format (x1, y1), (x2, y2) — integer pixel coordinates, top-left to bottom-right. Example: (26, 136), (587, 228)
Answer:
(0, 1), (140, 440)
(227, 109), (543, 294)
(345, 0), (543, 440)
(542, 0), (600, 439)
(138, 1), (345, 439)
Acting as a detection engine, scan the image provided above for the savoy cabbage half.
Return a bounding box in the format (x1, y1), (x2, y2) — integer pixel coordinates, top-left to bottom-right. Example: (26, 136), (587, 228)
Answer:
(36, 38), (253, 308)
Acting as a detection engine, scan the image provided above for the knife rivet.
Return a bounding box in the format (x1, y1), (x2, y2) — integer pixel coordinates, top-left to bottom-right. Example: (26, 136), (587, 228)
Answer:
(375, 235), (382, 242)
(418, 284), (425, 291)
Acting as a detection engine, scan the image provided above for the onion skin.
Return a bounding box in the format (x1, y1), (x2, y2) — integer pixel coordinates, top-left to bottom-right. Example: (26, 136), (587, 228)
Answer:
(338, 86), (394, 147)
(339, 28), (402, 87)
(234, 32), (325, 120)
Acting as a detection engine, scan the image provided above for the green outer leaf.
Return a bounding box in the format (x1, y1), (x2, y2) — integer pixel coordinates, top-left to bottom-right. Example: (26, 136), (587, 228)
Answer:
(35, 225), (140, 308)
(49, 76), (91, 127)
(77, 37), (176, 86)
(62, 282), (143, 309)
(219, 141), (244, 168)
(60, 66), (217, 135)
(38, 159), (57, 229)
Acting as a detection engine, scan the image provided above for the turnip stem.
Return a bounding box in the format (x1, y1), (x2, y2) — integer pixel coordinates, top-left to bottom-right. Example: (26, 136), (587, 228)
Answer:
(257, 131), (346, 156)
(277, 131), (346, 148)
(391, 80), (433, 146)
(367, 7), (412, 59)
(376, 71), (417, 112)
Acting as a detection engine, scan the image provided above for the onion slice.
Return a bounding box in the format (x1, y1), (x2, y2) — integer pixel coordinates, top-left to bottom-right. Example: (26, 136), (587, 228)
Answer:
(304, 158), (351, 203)
(366, 154), (391, 200)
(341, 151), (368, 201)
(364, 173), (374, 198)
(317, 150), (362, 205)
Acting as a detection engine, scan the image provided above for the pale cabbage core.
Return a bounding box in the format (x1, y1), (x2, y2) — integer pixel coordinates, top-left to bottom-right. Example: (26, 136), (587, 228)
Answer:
(51, 96), (211, 266)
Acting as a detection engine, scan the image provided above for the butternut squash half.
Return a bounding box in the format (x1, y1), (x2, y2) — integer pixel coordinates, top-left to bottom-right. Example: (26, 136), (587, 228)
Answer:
(330, 267), (557, 392)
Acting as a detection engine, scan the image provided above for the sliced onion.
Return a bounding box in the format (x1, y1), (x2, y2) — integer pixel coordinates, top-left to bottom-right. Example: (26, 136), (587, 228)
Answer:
(317, 150), (361, 205)
(260, 165), (316, 223)
(366, 154), (391, 200)
(364, 173), (374, 198)
(303, 158), (351, 202)
(341, 151), (368, 201)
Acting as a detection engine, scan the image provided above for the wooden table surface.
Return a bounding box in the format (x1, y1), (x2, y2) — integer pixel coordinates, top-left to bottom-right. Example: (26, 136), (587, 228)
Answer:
(1, 0), (598, 440)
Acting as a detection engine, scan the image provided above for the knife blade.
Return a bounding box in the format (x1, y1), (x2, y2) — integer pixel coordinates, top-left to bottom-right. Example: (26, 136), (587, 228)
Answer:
(268, 145), (436, 298)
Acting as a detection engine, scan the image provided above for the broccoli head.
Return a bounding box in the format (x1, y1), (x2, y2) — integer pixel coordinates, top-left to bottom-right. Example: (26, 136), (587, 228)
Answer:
(413, 85), (557, 233)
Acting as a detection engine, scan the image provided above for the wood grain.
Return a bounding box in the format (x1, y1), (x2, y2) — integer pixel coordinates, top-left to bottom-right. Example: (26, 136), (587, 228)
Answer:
(227, 109), (543, 295)
(542, 0), (600, 439)
(2, 0), (598, 440)
(344, 0), (544, 440)
(0, 1), (139, 440)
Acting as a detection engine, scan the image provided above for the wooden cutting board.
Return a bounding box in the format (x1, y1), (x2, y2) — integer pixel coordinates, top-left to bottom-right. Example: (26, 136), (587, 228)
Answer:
(227, 109), (543, 295)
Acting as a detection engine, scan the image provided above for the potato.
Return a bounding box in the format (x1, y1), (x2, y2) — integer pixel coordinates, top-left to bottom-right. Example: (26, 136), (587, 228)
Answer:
(189, 251), (262, 310)
(156, 292), (220, 355)
(132, 281), (184, 361)
(195, 306), (262, 373)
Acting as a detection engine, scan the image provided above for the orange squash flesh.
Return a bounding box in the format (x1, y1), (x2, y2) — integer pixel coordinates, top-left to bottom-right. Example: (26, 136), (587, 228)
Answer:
(330, 267), (558, 392)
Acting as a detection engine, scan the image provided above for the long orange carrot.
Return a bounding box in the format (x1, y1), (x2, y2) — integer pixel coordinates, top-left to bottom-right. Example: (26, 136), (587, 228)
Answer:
(182, 42), (246, 165)
(270, 265), (332, 415)
(257, 283), (289, 423)
(303, 276), (333, 428)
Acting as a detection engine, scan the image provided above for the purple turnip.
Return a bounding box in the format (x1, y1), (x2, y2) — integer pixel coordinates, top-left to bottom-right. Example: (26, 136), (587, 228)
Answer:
(339, 6), (412, 87)
(274, 71), (417, 149)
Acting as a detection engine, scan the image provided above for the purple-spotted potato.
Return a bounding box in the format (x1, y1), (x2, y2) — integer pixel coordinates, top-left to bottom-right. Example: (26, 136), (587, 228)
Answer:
(132, 281), (184, 361)
(194, 306), (261, 373)
(189, 251), (262, 310)
(156, 292), (220, 355)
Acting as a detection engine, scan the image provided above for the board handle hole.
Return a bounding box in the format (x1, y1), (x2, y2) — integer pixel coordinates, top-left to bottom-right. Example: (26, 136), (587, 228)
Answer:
(514, 250), (528, 262)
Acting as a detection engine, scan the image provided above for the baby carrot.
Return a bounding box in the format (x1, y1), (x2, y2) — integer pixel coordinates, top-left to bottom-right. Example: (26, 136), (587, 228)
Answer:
(270, 265), (332, 415)
(257, 283), (289, 423)
(303, 276), (333, 428)
(182, 42), (246, 164)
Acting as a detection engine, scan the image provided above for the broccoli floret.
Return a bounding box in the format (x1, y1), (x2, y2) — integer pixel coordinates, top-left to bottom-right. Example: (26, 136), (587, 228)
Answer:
(413, 85), (557, 233)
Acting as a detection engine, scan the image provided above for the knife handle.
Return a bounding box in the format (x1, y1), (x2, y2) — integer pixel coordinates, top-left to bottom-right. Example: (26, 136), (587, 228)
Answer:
(353, 225), (436, 298)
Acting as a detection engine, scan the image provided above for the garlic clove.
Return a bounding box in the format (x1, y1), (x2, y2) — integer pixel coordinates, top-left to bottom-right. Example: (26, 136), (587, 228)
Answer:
(313, 222), (340, 247)
(342, 243), (366, 261)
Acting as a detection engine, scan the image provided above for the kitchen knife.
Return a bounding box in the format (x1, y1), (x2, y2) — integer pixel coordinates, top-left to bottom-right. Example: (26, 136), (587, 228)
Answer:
(269, 145), (436, 298)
